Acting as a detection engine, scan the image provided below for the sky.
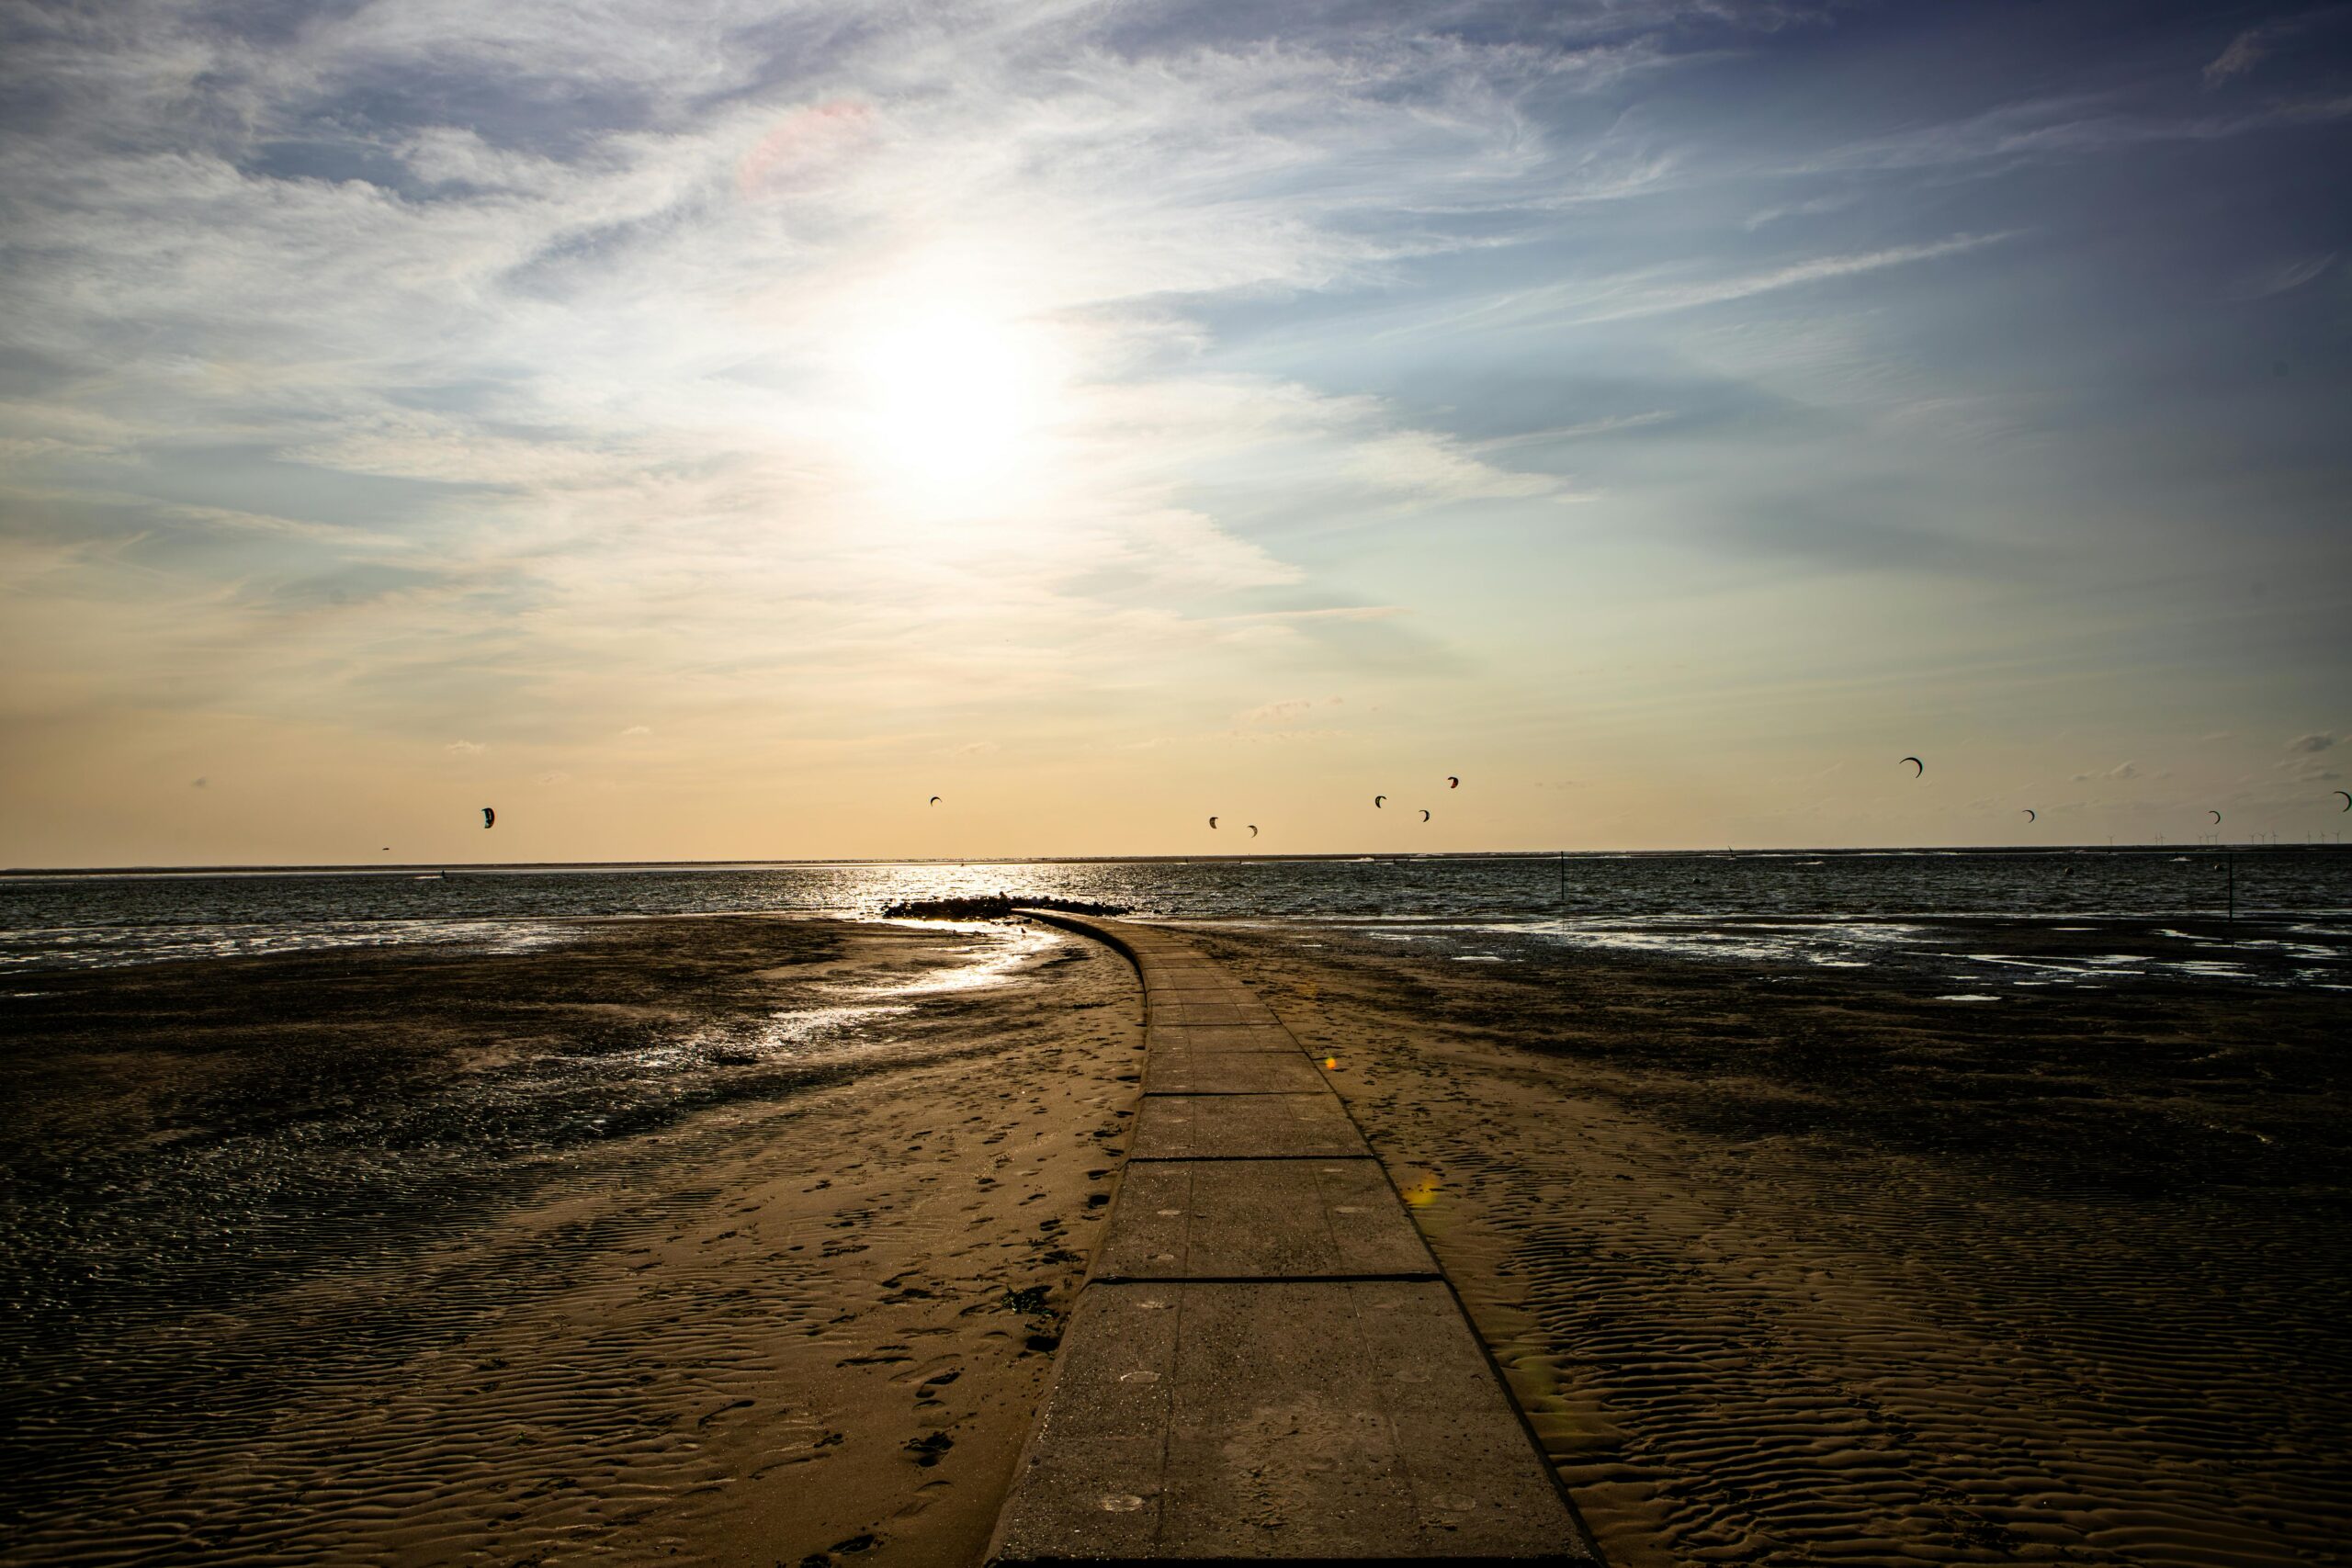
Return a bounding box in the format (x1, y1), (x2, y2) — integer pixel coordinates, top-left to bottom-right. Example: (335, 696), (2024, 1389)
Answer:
(3, 0), (2348, 866)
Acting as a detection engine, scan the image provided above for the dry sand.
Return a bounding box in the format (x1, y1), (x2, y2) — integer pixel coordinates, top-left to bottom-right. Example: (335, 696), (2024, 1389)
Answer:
(1181, 918), (2351, 1568)
(0, 916), (1143, 1567)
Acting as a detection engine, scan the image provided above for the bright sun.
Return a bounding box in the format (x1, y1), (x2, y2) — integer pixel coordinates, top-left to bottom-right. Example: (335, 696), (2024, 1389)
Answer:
(851, 304), (1061, 508)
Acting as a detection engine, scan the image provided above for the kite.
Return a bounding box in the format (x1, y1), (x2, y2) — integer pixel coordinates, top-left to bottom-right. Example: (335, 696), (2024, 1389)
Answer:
(2336, 791), (2351, 811)
(1208, 816), (1219, 829)
(1247, 824), (1259, 838)
(2210, 810), (2223, 824)
(482, 807), (495, 829)
(1900, 757), (1924, 777)
(1419, 809), (1431, 822)
(1446, 775), (1460, 789)
(1374, 795), (1385, 807)
(2021, 809), (2036, 822)
(930, 795), (941, 806)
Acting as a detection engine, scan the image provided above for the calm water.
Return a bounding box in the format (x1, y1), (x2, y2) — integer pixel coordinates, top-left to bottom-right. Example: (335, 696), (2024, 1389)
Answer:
(5, 851), (2351, 978)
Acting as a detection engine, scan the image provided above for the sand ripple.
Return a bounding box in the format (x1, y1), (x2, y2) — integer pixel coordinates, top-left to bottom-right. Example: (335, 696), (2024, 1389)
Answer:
(0, 917), (1144, 1566)
(1199, 921), (2352, 1568)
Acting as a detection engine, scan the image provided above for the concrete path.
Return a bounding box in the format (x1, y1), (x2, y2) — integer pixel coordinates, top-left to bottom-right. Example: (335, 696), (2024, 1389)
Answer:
(988, 915), (1597, 1566)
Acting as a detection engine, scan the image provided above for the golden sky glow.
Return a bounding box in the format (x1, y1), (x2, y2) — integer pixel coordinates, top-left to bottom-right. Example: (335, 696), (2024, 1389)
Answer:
(2, 4), (2346, 865)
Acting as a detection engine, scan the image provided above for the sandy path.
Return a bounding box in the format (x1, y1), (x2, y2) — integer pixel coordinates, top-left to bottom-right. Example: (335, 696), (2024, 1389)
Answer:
(1180, 919), (2352, 1568)
(1, 917), (1144, 1567)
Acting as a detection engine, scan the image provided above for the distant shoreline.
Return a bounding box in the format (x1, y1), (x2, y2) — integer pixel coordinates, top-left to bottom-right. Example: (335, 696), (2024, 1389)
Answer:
(6, 842), (2347, 878)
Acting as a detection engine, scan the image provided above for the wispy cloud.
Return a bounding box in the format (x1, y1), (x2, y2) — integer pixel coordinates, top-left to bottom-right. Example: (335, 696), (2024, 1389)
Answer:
(5, 2), (2348, 861)
(1453, 233), (2017, 336)
(2231, 253), (2335, 299)
(1223, 606), (1409, 625)
(1743, 190), (1861, 230)
(2206, 28), (2274, 85)
(1791, 90), (2352, 175)
(11, 1), (1644, 754)
(1487, 412), (1675, 444)
(1350, 430), (1575, 500)
(1573, 233), (2017, 323)
(1238, 696), (1345, 726)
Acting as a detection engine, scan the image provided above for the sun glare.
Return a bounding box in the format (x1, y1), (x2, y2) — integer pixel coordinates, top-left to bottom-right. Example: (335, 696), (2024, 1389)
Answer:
(850, 304), (1062, 508)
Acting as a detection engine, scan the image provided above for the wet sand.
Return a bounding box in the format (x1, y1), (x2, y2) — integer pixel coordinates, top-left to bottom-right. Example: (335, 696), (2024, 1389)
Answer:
(1181, 917), (2352, 1568)
(0, 917), (1143, 1566)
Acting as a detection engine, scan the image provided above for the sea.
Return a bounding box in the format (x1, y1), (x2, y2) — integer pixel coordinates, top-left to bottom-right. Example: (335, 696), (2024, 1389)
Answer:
(6, 848), (2351, 991)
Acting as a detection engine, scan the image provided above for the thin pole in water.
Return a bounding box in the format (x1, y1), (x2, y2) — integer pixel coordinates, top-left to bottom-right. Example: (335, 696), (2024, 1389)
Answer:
(1557, 849), (1566, 908)
(2227, 852), (2235, 926)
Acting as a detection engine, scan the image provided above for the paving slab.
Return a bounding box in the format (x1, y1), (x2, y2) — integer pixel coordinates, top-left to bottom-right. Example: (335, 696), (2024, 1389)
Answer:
(988, 1281), (1595, 1564)
(1139, 963), (1236, 981)
(1148, 984), (1264, 1004)
(1142, 1049), (1332, 1096)
(1131, 1094), (1371, 1161)
(1145, 1021), (1299, 1054)
(1150, 997), (1281, 1026)
(1095, 1159), (1435, 1280)
(1150, 999), (1266, 1015)
(1145, 968), (1254, 983)
(1137, 953), (1224, 973)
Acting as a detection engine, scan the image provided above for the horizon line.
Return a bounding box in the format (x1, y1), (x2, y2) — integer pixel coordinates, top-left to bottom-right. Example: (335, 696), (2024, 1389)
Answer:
(6, 842), (2342, 878)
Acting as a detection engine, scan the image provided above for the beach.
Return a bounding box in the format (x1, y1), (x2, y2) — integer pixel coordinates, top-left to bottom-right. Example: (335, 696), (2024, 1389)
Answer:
(1, 916), (1143, 1566)
(1184, 916), (2352, 1566)
(6, 897), (2350, 1566)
